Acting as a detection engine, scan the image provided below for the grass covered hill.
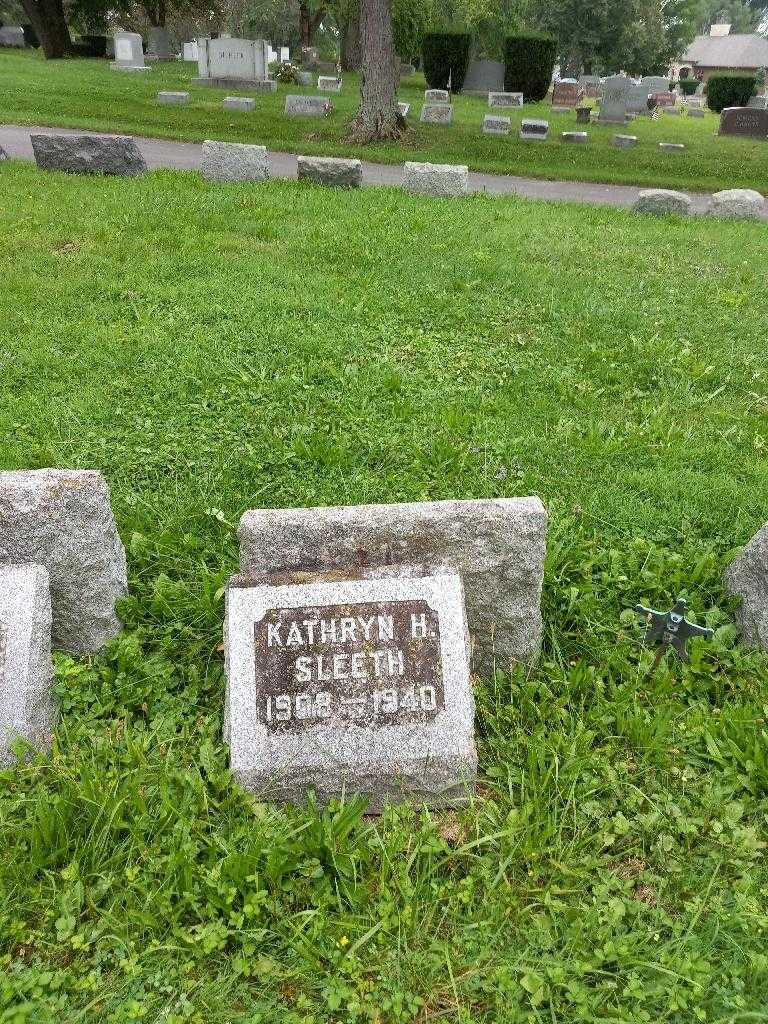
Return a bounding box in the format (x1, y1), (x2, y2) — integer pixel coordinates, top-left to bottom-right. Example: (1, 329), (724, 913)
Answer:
(2, 49), (768, 193)
(1, 161), (768, 1022)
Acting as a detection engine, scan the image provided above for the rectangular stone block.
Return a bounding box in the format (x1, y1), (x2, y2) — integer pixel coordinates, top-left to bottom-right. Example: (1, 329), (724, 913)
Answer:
(202, 140), (269, 182)
(157, 91), (189, 105)
(488, 91), (523, 108)
(562, 131), (589, 143)
(425, 89), (449, 102)
(224, 565), (476, 810)
(420, 103), (453, 125)
(297, 156), (362, 188)
(317, 76), (342, 92)
(483, 114), (511, 135)
(223, 96), (256, 112)
(31, 134), (147, 177)
(519, 118), (549, 140)
(0, 470), (127, 653)
(111, 31), (148, 70)
(284, 94), (331, 117)
(238, 498), (547, 671)
(403, 160), (467, 197)
(0, 564), (55, 766)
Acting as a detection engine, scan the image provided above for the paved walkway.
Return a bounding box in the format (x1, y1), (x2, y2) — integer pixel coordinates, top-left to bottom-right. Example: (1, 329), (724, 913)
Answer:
(0, 122), (727, 216)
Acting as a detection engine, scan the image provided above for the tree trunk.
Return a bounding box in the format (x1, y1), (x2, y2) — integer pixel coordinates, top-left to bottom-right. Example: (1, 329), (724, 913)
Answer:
(20, 0), (72, 58)
(341, 3), (361, 72)
(299, 3), (326, 48)
(347, 0), (403, 142)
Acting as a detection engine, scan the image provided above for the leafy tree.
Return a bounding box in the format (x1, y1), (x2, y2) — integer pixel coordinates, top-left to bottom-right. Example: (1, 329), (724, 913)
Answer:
(19, 0), (73, 56)
(529, 0), (639, 73)
(619, 0), (700, 74)
(695, 0), (765, 33)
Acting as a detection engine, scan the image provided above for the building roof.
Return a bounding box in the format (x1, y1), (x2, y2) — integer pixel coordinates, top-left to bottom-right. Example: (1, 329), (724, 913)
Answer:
(681, 33), (768, 69)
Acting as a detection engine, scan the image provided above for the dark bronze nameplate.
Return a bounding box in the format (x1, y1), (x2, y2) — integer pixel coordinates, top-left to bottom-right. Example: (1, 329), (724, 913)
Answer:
(254, 599), (444, 733)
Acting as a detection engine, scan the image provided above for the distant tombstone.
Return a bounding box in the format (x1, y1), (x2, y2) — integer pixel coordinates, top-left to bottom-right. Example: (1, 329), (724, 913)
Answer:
(653, 91), (676, 107)
(147, 26), (172, 60)
(183, 41), (198, 61)
(688, 108), (705, 118)
(0, 25), (26, 47)
(626, 82), (651, 114)
(575, 106), (591, 124)
(223, 96), (255, 111)
(0, 564), (55, 766)
(400, 63), (416, 76)
(562, 130), (588, 143)
(157, 91), (189, 105)
(719, 106), (768, 139)
(599, 75), (629, 124)
(488, 91), (523, 108)
(462, 59), (504, 95)
(483, 114), (510, 135)
(748, 95), (768, 109)
(612, 133), (638, 147)
(425, 89), (449, 102)
(519, 118), (549, 140)
(284, 94), (331, 117)
(300, 46), (319, 68)
(420, 103), (453, 125)
(398, 101), (410, 117)
(317, 61), (337, 74)
(296, 70), (313, 86)
(317, 75), (341, 92)
(578, 75), (600, 98)
(110, 32), (148, 71)
(686, 96), (704, 108)
(195, 37), (271, 87)
(552, 80), (583, 107)
(641, 75), (669, 94)
(224, 566), (476, 810)
(0, 470), (127, 653)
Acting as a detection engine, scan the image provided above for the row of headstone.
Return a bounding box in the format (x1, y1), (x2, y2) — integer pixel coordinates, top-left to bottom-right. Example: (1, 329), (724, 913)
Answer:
(4, 461), (768, 807)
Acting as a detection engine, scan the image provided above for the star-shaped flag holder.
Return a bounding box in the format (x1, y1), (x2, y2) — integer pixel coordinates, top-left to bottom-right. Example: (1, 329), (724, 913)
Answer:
(634, 597), (714, 672)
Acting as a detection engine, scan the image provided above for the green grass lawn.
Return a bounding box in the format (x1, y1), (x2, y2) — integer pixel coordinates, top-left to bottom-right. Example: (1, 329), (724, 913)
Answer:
(2, 160), (768, 1022)
(3, 48), (768, 193)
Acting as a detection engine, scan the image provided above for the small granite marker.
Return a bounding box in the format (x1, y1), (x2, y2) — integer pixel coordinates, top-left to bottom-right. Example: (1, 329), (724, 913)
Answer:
(632, 189), (692, 216)
(202, 141), (269, 182)
(30, 134), (147, 177)
(317, 76), (342, 92)
(483, 114), (511, 135)
(284, 95), (331, 117)
(562, 131), (588, 143)
(398, 102), (410, 117)
(297, 156), (362, 188)
(402, 161), (467, 197)
(157, 91), (190, 105)
(224, 565), (476, 810)
(612, 134), (638, 147)
(726, 521), (768, 648)
(237, 498), (547, 671)
(0, 564), (55, 766)
(420, 104), (453, 125)
(425, 88), (449, 102)
(111, 31), (149, 71)
(488, 91), (523, 108)
(658, 142), (685, 151)
(223, 96), (255, 112)
(519, 118), (549, 141)
(0, 470), (127, 653)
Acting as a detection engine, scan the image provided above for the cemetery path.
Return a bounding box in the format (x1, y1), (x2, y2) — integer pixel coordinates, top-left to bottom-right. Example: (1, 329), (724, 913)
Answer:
(0, 123), (729, 216)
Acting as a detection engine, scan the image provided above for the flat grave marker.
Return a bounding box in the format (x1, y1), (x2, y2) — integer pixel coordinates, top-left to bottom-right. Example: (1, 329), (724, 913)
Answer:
(284, 95), (332, 117)
(483, 114), (511, 135)
(488, 91), (523, 108)
(420, 103), (453, 125)
(224, 566), (476, 810)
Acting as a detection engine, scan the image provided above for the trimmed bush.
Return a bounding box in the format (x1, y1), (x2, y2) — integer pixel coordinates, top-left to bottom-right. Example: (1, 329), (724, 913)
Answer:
(706, 72), (756, 112)
(422, 32), (472, 93)
(504, 32), (557, 102)
(678, 78), (699, 96)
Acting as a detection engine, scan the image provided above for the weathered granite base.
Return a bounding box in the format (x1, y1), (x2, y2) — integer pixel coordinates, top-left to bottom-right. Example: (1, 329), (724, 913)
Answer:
(633, 189), (692, 216)
(297, 156), (362, 187)
(0, 564), (54, 766)
(193, 77), (276, 91)
(157, 91), (189, 105)
(238, 497), (547, 671)
(0, 470), (127, 652)
(201, 141), (269, 182)
(402, 161), (468, 197)
(30, 134), (147, 177)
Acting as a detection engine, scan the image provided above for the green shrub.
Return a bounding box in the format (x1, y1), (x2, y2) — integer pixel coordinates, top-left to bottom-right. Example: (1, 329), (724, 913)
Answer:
(421, 32), (472, 92)
(706, 72), (756, 112)
(504, 32), (557, 102)
(678, 78), (699, 96)
(272, 61), (300, 84)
